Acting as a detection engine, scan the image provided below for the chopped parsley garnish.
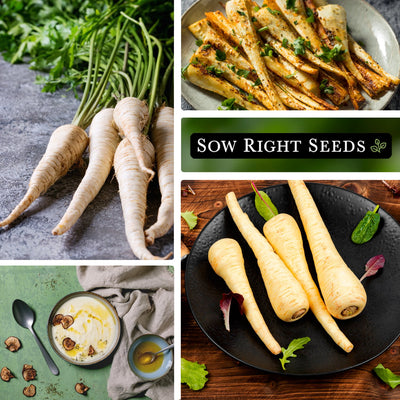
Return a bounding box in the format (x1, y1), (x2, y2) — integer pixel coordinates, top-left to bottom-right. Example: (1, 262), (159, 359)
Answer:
(215, 49), (226, 61)
(260, 44), (275, 57)
(285, 74), (295, 79)
(286, 0), (296, 10)
(237, 10), (246, 16)
(306, 8), (315, 23)
(247, 93), (254, 102)
(316, 44), (346, 62)
(195, 39), (203, 46)
(267, 7), (281, 15)
(202, 44), (211, 50)
(294, 20), (298, 25)
(258, 26), (269, 32)
(320, 79), (335, 94)
(181, 64), (190, 79)
(228, 64), (236, 72)
(254, 5), (260, 12)
(218, 98), (245, 110)
(237, 69), (250, 78)
(252, 16), (257, 22)
(206, 65), (223, 77)
(292, 37), (306, 56)
(282, 38), (289, 48)
(335, 35), (342, 42)
(252, 78), (262, 86)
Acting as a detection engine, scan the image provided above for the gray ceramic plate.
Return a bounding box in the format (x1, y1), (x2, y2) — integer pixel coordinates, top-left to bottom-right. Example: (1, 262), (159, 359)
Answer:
(181, 0), (400, 110)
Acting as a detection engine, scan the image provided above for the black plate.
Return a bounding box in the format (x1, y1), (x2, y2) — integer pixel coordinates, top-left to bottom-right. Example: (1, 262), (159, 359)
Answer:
(185, 183), (400, 376)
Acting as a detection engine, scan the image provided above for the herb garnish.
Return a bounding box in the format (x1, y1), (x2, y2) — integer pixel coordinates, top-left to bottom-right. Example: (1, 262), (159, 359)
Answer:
(293, 37), (306, 56)
(374, 364), (400, 389)
(237, 69), (250, 78)
(252, 182), (278, 221)
(181, 211), (198, 230)
(320, 79), (334, 94)
(237, 10), (246, 16)
(317, 44), (346, 62)
(351, 205), (380, 244)
(306, 8), (315, 23)
(359, 255), (385, 282)
(195, 39), (203, 46)
(215, 49), (226, 61)
(280, 337), (311, 371)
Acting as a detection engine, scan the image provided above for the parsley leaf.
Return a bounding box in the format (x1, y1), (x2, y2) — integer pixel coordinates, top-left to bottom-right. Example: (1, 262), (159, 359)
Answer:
(306, 7), (315, 23)
(206, 65), (223, 77)
(258, 26), (269, 32)
(280, 337), (311, 371)
(237, 69), (250, 78)
(218, 98), (245, 110)
(267, 7), (281, 16)
(317, 44), (346, 62)
(252, 78), (261, 86)
(195, 39), (203, 46)
(286, 0), (296, 10)
(237, 10), (246, 16)
(320, 79), (334, 94)
(181, 358), (209, 391)
(282, 38), (289, 48)
(215, 49), (226, 61)
(181, 211), (198, 230)
(292, 37), (306, 56)
(260, 44), (275, 57)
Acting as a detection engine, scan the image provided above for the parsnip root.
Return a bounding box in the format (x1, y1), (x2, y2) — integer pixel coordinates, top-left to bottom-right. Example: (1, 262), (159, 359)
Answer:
(0, 124), (88, 227)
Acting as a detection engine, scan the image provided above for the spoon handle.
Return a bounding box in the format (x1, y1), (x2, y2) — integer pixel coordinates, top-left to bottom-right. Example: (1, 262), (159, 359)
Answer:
(156, 343), (174, 355)
(29, 326), (59, 376)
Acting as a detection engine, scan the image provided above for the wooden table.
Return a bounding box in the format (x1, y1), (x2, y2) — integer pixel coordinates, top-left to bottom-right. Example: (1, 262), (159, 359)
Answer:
(181, 180), (400, 400)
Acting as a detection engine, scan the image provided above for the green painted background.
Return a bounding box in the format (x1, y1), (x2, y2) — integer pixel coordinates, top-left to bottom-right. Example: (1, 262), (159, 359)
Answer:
(182, 117), (400, 172)
(0, 266), (147, 400)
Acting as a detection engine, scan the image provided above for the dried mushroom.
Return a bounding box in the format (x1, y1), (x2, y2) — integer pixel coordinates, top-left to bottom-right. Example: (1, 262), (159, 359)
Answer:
(4, 336), (21, 352)
(88, 345), (96, 356)
(23, 384), (36, 397)
(52, 314), (64, 326)
(1, 367), (14, 381)
(22, 364), (37, 381)
(61, 315), (74, 329)
(75, 382), (90, 395)
(62, 337), (76, 351)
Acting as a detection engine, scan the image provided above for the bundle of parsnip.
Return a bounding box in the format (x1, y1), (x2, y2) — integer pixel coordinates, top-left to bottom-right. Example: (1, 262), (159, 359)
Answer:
(0, 3), (174, 260)
(209, 183), (367, 355)
(183, 0), (400, 110)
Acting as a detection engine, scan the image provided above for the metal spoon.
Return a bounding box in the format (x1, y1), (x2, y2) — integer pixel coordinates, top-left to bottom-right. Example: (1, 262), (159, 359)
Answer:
(12, 299), (59, 375)
(138, 343), (174, 365)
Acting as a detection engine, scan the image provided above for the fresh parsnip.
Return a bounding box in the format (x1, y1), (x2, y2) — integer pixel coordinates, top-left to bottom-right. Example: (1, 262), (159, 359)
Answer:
(113, 97), (154, 180)
(288, 180), (367, 320)
(208, 238), (282, 355)
(52, 109), (120, 235)
(114, 137), (161, 260)
(225, 192), (309, 322)
(0, 124), (88, 227)
(263, 213), (354, 352)
(144, 106), (174, 245)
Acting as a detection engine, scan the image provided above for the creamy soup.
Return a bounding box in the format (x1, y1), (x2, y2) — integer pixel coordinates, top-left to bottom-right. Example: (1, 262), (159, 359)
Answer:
(51, 295), (117, 362)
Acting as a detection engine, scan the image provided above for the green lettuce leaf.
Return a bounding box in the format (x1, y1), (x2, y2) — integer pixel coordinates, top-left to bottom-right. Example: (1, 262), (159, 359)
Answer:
(374, 364), (400, 389)
(181, 358), (209, 390)
(181, 211), (198, 230)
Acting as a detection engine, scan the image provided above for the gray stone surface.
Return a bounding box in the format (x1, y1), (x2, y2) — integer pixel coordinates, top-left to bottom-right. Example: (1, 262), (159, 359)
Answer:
(181, 0), (400, 110)
(0, 59), (173, 260)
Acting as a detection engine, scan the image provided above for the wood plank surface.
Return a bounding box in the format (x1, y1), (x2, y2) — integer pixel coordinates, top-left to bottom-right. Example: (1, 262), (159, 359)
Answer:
(181, 180), (400, 400)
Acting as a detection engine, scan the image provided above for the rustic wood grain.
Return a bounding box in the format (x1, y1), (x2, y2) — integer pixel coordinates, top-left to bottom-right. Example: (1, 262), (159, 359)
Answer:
(181, 180), (400, 400)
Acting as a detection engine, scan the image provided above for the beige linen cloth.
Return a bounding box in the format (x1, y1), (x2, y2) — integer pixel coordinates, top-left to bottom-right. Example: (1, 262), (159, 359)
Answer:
(76, 265), (174, 400)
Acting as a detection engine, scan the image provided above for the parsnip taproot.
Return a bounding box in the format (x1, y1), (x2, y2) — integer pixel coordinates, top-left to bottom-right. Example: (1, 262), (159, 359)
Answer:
(263, 213), (353, 352)
(144, 106), (174, 245)
(113, 97), (155, 180)
(0, 124), (88, 227)
(288, 180), (367, 320)
(52, 109), (120, 235)
(208, 238), (282, 355)
(226, 192), (309, 322)
(114, 137), (162, 260)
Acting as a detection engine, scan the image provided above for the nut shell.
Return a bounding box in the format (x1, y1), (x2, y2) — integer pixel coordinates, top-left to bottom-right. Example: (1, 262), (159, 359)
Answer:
(62, 337), (76, 351)
(61, 315), (74, 329)
(23, 384), (36, 397)
(4, 336), (21, 352)
(22, 364), (37, 382)
(75, 382), (90, 395)
(1, 367), (14, 382)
